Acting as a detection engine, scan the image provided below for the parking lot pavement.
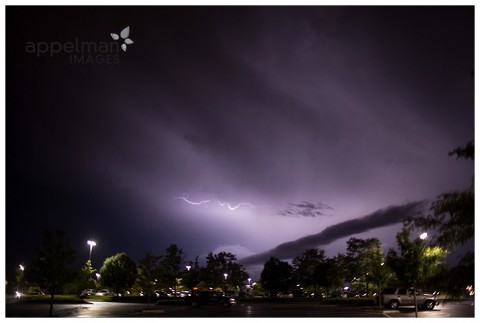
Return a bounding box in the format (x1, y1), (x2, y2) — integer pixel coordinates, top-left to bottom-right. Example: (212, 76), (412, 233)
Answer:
(6, 299), (474, 318)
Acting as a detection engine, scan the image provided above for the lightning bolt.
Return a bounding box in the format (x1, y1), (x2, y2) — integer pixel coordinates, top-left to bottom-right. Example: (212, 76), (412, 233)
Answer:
(174, 193), (211, 206)
(175, 193), (266, 211)
(216, 200), (259, 211)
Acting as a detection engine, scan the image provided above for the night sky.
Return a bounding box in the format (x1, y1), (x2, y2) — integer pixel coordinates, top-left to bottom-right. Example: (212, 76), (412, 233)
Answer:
(5, 6), (474, 278)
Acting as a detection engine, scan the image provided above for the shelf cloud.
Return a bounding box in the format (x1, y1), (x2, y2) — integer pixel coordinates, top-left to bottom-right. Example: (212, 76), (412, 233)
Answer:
(240, 200), (427, 266)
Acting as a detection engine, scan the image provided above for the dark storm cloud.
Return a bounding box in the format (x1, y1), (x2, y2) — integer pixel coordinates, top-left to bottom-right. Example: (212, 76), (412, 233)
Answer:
(6, 6), (473, 274)
(102, 55), (341, 200)
(279, 201), (334, 217)
(85, 6), (473, 207)
(240, 200), (427, 266)
(183, 134), (206, 152)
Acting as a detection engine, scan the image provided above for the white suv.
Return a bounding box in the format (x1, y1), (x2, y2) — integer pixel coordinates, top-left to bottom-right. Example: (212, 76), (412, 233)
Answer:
(376, 287), (439, 310)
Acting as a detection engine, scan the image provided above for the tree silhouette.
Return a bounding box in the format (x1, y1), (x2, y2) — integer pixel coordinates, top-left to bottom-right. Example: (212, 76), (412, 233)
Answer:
(137, 252), (161, 305)
(100, 252), (137, 296)
(406, 140), (474, 250)
(315, 256), (344, 296)
(77, 260), (97, 293)
(202, 252), (249, 292)
(25, 230), (76, 316)
(159, 244), (184, 296)
(386, 228), (448, 290)
(292, 248), (326, 293)
(344, 237), (384, 295)
(260, 257), (293, 297)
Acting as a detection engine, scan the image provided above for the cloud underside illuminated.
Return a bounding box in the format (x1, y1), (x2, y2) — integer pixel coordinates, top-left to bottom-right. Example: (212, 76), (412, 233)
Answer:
(239, 201), (427, 266)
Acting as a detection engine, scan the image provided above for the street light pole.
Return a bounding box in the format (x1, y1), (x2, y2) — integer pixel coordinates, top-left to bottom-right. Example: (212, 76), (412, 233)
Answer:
(87, 240), (96, 262)
(365, 272), (369, 296)
(223, 273), (228, 293)
(185, 265), (192, 290)
(414, 232), (428, 318)
(378, 262), (384, 308)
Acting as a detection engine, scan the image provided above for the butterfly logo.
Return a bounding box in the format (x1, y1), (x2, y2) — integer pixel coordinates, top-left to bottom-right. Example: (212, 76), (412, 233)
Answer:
(111, 26), (134, 52)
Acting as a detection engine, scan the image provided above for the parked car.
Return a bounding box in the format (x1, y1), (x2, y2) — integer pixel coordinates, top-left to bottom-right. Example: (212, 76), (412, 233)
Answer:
(95, 289), (115, 296)
(375, 287), (439, 310)
(184, 290), (236, 307)
(80, 289), (96, 297)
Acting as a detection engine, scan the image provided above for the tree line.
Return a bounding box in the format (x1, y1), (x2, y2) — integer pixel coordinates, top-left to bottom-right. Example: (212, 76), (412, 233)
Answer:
(11, 225), (473, 304)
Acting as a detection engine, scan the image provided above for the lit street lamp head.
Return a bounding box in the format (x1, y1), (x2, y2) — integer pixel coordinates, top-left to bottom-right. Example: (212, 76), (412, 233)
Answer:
(87, 240), (97, 261)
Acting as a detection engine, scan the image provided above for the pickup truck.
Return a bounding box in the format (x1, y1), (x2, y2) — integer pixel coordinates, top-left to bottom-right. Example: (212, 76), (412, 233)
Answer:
(375, 287), (439, 310)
